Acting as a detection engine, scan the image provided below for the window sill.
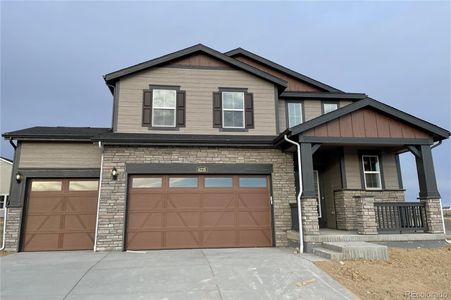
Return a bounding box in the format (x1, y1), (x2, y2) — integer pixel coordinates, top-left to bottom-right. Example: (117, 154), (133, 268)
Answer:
(146, 127), (180, 131)
(219, 128), (249, 132)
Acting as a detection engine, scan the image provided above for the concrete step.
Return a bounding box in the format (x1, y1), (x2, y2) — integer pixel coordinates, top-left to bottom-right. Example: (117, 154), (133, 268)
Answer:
(312, 247), (343, 260)
(323, 242), (388, 260)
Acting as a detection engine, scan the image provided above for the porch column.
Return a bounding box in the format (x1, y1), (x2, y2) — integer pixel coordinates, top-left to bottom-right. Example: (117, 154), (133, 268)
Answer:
(299, 142), (319, 235)
(413, 145), (443, 233)
(354, 196), (378, 235)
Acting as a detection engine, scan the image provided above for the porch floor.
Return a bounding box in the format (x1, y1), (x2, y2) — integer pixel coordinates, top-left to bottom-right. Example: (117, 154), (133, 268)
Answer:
(287, 229), (446, 244)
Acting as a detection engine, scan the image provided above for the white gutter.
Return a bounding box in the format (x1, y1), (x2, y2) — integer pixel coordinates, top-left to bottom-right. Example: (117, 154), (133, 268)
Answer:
(284, 135), (304, 253)
(0, 207), (7, 251)
(93, 141), (104, 252)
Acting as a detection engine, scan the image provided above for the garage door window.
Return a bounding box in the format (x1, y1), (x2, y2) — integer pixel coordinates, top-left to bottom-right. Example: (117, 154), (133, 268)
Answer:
(69, 180), (99, 191)
(132, 177), (162, 188)
(31, 181), (62, 191)
(239, 177), (267, 188)
(205, 177), (233, 188)
(169, 177), (198, 188)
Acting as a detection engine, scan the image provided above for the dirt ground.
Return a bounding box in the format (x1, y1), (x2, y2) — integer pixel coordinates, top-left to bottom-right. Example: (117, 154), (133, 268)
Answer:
(315, 246), (451, 300)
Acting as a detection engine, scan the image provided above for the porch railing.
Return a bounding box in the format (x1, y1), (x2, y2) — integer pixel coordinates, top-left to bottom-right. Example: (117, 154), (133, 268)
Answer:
(374, 202), (427, 233)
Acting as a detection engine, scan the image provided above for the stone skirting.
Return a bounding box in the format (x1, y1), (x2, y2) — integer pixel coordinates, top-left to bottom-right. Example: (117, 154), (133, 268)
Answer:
(335, 189), (405, 231)
(95, 146), (296, 251)
(3, 207), (22, 252)
(421, 198), (443, 233)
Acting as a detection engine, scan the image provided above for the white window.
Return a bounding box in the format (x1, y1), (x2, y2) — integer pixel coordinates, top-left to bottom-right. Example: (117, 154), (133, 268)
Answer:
(362, 155), (382, 189)
(152, 89), (177, 127)
(222, 91), (244, 128)
(287, 102), (303, 128)
(323, 102), (338, 114)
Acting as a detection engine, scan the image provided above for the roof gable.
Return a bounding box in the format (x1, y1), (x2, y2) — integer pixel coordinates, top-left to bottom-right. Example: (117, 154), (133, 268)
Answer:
(289, 98), (450, 141)
(225, 48), (342, 93)
(104, 44), (287, 89)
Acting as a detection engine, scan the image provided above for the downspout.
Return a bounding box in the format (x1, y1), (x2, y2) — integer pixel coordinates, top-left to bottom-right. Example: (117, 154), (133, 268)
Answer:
(284, 135), (304, 253)
(93, 141), (104, 252)
(1, 139), (17, 251)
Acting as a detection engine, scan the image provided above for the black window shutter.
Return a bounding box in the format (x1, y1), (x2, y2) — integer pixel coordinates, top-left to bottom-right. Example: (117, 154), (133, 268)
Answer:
(142, 89), (152, 126)
(244, 92), (254, 129)
(176, 90), (186, 127)
(213, 92), (222, 128)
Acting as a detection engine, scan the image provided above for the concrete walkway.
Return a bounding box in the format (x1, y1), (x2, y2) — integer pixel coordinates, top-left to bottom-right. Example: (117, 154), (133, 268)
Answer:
(1, 248), (356, 300)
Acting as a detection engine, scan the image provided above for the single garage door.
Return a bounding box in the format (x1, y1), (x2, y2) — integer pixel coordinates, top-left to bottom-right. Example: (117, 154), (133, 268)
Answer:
(22, 179), (99, 251)
(126, 175), (272, 250)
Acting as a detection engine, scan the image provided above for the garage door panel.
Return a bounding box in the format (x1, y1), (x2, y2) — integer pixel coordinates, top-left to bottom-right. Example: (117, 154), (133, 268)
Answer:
(127, 232), (163, 250)
(203, 230), (236, 247)
(128, 194), (163, 210)
(23, 179), (98, 251)
(202, 212), (235, 227)
(238, 211), (271, 227)
(128, 212), (163, 228)
(126, 175), (272, 250)
(166, 231), (201, 248)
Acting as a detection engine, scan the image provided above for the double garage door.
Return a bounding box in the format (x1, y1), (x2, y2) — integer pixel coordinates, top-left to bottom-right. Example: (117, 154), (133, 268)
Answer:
(126, 175), (273, 250)
(22, 175), (272, 251)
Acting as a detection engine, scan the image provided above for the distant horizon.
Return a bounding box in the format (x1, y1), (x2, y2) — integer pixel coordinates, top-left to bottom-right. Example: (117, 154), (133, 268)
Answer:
(1, 1), (450, 204)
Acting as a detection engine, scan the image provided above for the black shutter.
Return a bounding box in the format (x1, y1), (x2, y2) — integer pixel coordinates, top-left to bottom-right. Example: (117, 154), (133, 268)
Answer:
(176, 90), (186, 127)
(213, 92), (222, 128)
(244, 92), (254, 129)
(142, 89), (152, 126)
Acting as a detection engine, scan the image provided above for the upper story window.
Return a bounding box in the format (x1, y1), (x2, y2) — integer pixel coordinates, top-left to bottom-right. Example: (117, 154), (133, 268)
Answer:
(142, 86), (186, 129)
(152, 89), (177, 127)
(213, 89), (254, 130)
(222, 91), (245, 128)
(362, 155), (382, 190)
(287, 102), (303, 128)
(322, 101), (339, 114)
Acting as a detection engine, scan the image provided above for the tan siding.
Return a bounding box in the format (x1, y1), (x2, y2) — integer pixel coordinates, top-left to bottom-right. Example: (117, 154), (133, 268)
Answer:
(382, 151), (400, 189)
(304, 100), (322, 121)
(19, 143), (101, 168)
(344, 147), (401, 190)
(117, 67), (277, 135)
(0, 160), (13, 195)
(340, 100), (353, 107)
(344, 148), (361, 189)
(278, 99), (287, 133)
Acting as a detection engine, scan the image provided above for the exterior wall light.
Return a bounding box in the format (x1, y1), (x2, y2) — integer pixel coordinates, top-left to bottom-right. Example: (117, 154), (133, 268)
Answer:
(111, 167), (118, 180)
(15, 172), (23, 183)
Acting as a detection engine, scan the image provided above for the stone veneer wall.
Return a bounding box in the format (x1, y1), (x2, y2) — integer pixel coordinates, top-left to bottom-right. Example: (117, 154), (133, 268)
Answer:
(335, 189), (405, 231)
(3, 207), (22, 251)
(95, 146), (296, 251)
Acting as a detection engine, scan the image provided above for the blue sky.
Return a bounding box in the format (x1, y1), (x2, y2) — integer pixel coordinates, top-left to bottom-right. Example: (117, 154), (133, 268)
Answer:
(1, 1), (450, 204)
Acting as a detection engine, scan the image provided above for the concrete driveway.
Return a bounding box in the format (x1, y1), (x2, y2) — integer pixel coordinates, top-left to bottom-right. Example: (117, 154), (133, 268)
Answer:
(1, 248), (355, 300)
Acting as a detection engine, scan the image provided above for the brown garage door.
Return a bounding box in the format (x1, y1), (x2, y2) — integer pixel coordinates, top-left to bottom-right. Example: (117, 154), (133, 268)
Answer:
(22, 179), (98, 251)
(126, 175), (272, 250)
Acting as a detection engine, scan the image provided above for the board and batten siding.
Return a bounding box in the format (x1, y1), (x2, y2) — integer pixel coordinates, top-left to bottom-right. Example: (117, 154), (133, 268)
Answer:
(19, 143), (101, 168)
(116, 67), (277, 135)
(343, 148), (401, 190)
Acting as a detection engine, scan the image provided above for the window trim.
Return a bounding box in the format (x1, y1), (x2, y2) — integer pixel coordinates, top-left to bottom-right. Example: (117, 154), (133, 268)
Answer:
(0, 194), (8, 209)
(151, 88), (177, 128)
(361, 154), (383, 190)
(285, 100), (305, 128)
(221, 91), (245, 129)
(321, 100), (339, 115)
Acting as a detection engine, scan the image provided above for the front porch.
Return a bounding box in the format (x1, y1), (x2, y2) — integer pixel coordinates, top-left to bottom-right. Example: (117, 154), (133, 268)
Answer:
(278, 99), (449, 250)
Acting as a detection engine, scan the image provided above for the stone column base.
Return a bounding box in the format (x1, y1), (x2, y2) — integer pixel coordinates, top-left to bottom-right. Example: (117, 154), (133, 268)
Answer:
(3, 207), (23, 252)
(355, 196), (378, 235)
(301, 197), (319, 235)
(421, 198), (443, 234)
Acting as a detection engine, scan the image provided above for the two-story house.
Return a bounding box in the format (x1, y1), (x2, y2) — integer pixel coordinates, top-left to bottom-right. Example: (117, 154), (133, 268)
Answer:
(2, 44), (449, 253)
